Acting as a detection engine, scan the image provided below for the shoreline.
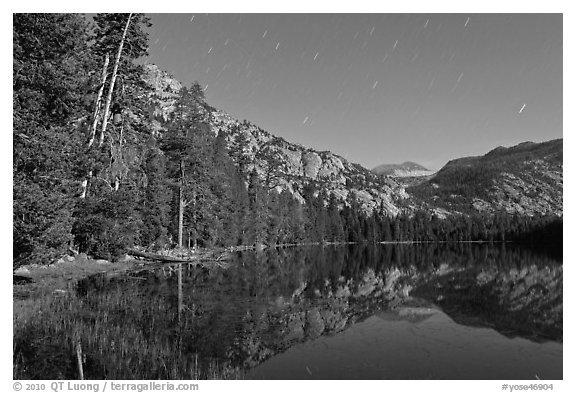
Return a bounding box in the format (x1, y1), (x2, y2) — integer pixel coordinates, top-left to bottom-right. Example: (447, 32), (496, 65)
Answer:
(12, 239), (554, 302)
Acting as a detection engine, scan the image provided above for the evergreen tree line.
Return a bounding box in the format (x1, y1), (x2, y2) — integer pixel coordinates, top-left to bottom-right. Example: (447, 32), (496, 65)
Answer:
(13, 13), (562, 267)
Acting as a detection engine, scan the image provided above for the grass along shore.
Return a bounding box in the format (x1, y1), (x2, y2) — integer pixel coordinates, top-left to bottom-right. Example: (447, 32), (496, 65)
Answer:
(13, 248), (241, 380)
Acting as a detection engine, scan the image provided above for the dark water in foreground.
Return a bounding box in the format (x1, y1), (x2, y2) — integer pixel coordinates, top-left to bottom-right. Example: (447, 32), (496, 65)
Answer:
(79, 243), (563, 379)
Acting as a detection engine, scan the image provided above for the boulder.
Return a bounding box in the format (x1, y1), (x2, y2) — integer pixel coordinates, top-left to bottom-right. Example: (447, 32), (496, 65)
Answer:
(118, 254), (134, 263)
(334, 285), (351, 298)
(354, 282), (376, 297)
(94, 259), (110, 265)
(14, 266), (31, 275)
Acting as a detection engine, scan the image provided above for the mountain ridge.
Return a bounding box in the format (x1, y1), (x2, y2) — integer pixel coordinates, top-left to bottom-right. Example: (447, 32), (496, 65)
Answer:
(409, 138), (562, 217)
(143, 63), (409, 216)
(143, 63), (562, 218)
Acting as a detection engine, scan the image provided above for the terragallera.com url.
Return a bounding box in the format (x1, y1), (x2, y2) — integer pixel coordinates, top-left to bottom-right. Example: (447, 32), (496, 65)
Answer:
(501, 384), (554, 392)
(13, 381), (199, 392)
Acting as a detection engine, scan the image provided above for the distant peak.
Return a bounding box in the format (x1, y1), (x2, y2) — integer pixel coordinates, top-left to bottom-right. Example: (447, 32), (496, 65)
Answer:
(372, 161), (432, 177)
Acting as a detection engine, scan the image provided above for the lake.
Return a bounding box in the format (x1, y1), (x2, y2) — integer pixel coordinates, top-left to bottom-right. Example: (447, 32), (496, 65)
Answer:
(77, 243), (562, 380)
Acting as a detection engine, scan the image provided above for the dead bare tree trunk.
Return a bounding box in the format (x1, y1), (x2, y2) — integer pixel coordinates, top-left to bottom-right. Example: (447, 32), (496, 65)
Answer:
(87, 54), (110, 149)
(81, 54), (110, 199)
(113, 117), (125, 192)
(178, 188), (184, 248)
(127, 249), (196, 262)
(79, 170), (92, 199)
(99, 13), (132, 148)
(177, 160), (188, 249)
(75, 339), (84, 380)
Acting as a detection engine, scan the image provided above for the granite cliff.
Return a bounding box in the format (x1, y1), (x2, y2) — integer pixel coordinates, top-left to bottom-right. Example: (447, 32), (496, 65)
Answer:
(143, 64), (408, 215)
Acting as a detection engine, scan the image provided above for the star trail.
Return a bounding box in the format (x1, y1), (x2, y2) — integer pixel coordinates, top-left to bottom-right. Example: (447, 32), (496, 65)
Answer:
(144, 14), (562, 170)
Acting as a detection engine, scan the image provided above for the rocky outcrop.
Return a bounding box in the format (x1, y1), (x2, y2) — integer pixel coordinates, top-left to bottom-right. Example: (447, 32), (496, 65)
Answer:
(143, 64), (408, 215)
(409, 139), (563, 217)
(210, 110), (410, 215)
(142, 64), (183, 136)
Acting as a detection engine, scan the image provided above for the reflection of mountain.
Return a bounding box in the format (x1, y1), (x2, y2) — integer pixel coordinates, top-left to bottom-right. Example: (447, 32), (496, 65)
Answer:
(411, 264), (563, 341)
(375, 305), (440, 324)
(249, 307), (562, 380)
(77, 243), (562, 377)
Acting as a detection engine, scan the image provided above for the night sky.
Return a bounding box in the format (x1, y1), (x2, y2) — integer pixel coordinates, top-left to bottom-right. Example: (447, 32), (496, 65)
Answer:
(143, 13), (562, 170)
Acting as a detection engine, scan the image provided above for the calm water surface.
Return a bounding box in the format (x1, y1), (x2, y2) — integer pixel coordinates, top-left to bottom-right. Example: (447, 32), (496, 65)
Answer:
(79, 243), (562, 379)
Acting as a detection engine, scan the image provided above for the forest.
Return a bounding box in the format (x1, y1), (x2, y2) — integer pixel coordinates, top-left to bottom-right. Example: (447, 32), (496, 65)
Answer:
(13, 13), (562, 267)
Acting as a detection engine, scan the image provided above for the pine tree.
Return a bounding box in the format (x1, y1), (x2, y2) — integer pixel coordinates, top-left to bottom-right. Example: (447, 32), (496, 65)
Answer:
(139, 143), (171, 248)
(162, 84), (211, 248)
(13, 14), (93, 265)
(247, 168), (268, 246)
(327, 194), (345, 242)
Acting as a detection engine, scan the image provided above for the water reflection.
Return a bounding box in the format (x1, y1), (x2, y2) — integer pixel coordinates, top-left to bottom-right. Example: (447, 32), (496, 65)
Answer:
(77, 243), (562, 379)
(250, 309), (562, 380)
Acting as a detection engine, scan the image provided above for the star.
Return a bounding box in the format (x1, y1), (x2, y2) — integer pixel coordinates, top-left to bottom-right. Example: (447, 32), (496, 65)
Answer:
(519, 104), (526, 114)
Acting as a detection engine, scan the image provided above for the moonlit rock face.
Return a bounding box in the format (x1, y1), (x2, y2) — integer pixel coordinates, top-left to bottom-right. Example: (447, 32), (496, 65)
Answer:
(141, 62), (415, 216)
(278, 147), (303, 173)
(414, 139), (563, 217)
(318, 155), (345, 179)
(303, 151), (322, 180)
